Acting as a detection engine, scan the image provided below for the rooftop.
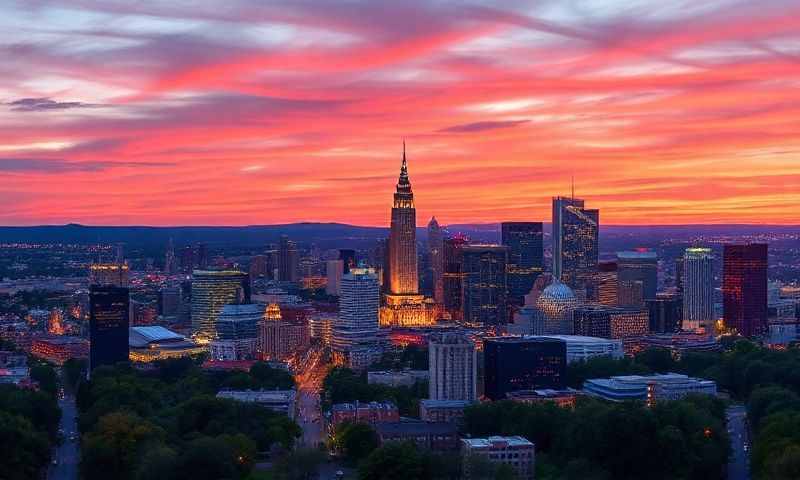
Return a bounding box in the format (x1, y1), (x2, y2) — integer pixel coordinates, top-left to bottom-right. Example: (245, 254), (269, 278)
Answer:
(462, 436), (534, 449)
(374, 420), (457, 436)
(129, 326), (185, 346)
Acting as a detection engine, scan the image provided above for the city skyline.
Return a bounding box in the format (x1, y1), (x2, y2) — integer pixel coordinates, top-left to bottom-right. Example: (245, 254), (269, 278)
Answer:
(3, 1), (800, 226)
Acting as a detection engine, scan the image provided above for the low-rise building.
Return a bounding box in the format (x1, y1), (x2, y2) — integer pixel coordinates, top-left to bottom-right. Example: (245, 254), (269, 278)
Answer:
(216, 389), (296, 419)
(528, 335), (623, 363)
(628, 333), (720, 358)
(462, 436), (535, 480)
(367, 370), (429, 387)
(583, 373), (717, 404)
(419, 399), (472, 423)
(30, 335), (89, 365)
(129, 326), (208, 362)
(506, 388), (581, 408)
(330, 401), (399, 428)
(374, 420), (459, 451)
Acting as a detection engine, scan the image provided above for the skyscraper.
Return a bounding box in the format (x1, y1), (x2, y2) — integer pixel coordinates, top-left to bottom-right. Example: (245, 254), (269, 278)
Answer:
(89, 262), (130, 287)
(278, 235), (299, 282)
(647, 294), (682, 333)
(597, 260), (618, 306)
(442, 236), (468, 321)
(211, 303), (262, 361)
(484, 337), (567, 400)
(333, 268), (382, 368)
(339, 249), (357, 275)
(326, 259), (344, 296)
(190, 269), (250, 340)
(461, 245), (509, 326)
(164, 238), (176, 274)
(572, 304), (649, 339)
(552, 196), (599, 300)
(723, 244), (768, 337)
(683, 248), (714, 332)
(427, 217), (445, 303)
(380, 144), (438, 327)
(501, 222), (544, 306)
(89, 285), (130, 371)
(428, 333), (477, 402)
(616, 250), (658, 306)
(259, 303), (286, 360)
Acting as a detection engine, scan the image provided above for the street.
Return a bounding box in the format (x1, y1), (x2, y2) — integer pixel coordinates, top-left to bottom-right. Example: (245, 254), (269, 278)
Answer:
(727, 405), (750, 480)
(47, 389), (79, 480)
(292, 345), (331, 448)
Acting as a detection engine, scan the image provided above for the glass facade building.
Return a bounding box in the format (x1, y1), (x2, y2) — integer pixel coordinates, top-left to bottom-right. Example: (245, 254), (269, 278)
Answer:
(190, 269), (250, 340)
(683, 247), (714, 332)
(461, 245), (509, 326)
(89, 285), (130, 371)
(572, 304), (649, 339)
(552, 197), (599, 300)
(501, 222), (544, 306)
(616, 250), (658, 306)
(723, 244), (768, 337)
(484, 336), (567, 400)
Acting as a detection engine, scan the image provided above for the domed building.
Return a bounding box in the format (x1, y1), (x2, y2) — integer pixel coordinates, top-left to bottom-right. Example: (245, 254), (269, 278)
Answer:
(533, 280), (579, 334)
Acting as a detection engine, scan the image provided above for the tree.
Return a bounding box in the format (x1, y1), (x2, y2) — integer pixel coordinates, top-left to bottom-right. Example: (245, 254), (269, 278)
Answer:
(0, 411), (50, 480)
(763, 444), (800, 480)
(358, 441), (429, 480)
(134, 444), (179, 480)
(177, 434), (256, 480)
(334, 422), (379, 465)
(81, 412), (165, 480)
(635, 348), (676, 373)
(63, 358), (88, 391)
(30, 363), (58, 396)
(271, 448), (326, 480)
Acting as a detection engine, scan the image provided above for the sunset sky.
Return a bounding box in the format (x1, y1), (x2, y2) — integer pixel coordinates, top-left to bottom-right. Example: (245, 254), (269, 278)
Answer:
(2, 0), (800, 226)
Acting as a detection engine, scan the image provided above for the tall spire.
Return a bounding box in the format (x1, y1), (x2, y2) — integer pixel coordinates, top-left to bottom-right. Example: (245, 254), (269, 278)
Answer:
(398, 140), (410, 188)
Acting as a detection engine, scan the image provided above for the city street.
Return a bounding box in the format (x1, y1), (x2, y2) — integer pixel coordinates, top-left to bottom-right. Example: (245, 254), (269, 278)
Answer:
(47, 390), (79, 480)
(727, 405), (750, 480)
(292, 345), (331, 448)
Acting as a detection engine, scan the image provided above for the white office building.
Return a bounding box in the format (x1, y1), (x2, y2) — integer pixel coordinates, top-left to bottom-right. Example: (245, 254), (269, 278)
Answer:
(428, 333), (477, 402)
(683, 248), (714, 332)
(532, 335), (623, 363)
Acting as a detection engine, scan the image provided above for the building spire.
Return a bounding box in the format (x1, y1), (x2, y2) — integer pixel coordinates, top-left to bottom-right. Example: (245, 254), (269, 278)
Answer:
(398, 140), (410, 187)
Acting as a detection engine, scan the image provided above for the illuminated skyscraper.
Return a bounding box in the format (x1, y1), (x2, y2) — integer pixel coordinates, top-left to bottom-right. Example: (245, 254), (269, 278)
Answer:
(723, 244), (768, 337)
(333, 268), (382, 368)
(552, 196), (599, 300)
(190, 270), (250, 340)
(427, 217), (445, 304)
(90, 285), (130, 371)
(380, 144), (438, 327)
(461, 245), (509, 326)
(683, 248), (714, 332)
(597, 260), (618, 306)
(89, 262), (130, 287)
(278, 235), (299, 282)
(501, 222), (544, 306)
(259, 303), (286, 360)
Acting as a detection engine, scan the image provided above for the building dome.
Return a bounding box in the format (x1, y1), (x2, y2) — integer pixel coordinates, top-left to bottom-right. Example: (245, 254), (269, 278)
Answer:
(534, 280), (578, 334)
(265, 303), (282, 321)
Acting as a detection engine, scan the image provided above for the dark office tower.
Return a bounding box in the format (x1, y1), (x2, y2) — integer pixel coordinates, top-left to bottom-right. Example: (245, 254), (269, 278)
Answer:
(197, 243), (209, 269)
(484, 337), (566, 400)
(164, 238), (176, 274)
(442, 236), (468, 321)
(616, 250), (658, 307)
(339, 249), (357, 275)
(597, 260), (618, 306)
(723, 244), (768, 337)
(249, 255), (269, 280)
(675, 256), (685, 295)
(572, 305), (649, 339)
(278, 235), (299, 282)
(552, 196), (599, 301)
(501, 222), (544, 306)
(191, 270), (251, 340)
(647, 294), (682, 333)
(89, 285), (130, 371)
(461, 245), (509, 326)
(180, 246), (196, 273)
(427, 217), (445, 304)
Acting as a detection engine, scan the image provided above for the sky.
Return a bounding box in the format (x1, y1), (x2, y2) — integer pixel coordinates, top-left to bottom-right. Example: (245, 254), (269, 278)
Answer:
(2, 0), (800, 226)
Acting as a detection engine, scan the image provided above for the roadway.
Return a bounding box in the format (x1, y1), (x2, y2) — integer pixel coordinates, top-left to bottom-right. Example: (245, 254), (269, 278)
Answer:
(47, 386), (79, 480)
(292, 344), (331, 448)
(727, 404), (750, 480)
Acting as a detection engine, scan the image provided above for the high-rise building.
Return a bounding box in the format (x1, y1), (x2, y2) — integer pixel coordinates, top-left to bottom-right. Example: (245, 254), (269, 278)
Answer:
(278, 235), (299, 282)
(723, 244), (768, 337)
(259, 303), (286, 360)
(484, 336), (567, 400)
(249, 255), (269, 281)
(683, 248), (714, 332)
(597, 261), (618, 306)
(428, 333), (477, 402)
(616, 250), (658, 306)
(332, 268), (382, 368)
(164, 238), (176, 275)
(339, 249), (357, 275)
(461, 245), (509, 326)
(211, 303), (262, 361)
(647, 294), (682, 333)
(427, 217), (445, 304)
(380, 145), (438, 327)
(572, 304), (649, 339)
(89, 262), (130, 287)
(326, 259), (344, 296)
(501, 222), (544, 306)
(197, 243), (209, 269)
(442, 236), (468, 322)
(552, 196), (599, 300)
(190, 270), (250, 340)
(89, 285), (130, 371)
(158, 286), (183, 318)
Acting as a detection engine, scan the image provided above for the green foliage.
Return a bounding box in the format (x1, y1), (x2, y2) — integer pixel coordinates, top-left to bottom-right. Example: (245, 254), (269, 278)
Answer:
(63, 358), (88, 391)
(78, 358), (301, 480)
(462, 395), (729, 480)
(0, 411), (51, 480)
(369, 345), (428, 371)
(0, 383), (61, 439)
(323, 367), (427, 416)
(271, 447), (327, 480)
(333, 422), (380, 465)
(30, 363), (59, 396)
(358, 441), (430, 480)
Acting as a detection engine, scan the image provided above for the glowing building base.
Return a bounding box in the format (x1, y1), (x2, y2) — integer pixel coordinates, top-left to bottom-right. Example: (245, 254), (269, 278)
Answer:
(380, 294), (440, 327)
